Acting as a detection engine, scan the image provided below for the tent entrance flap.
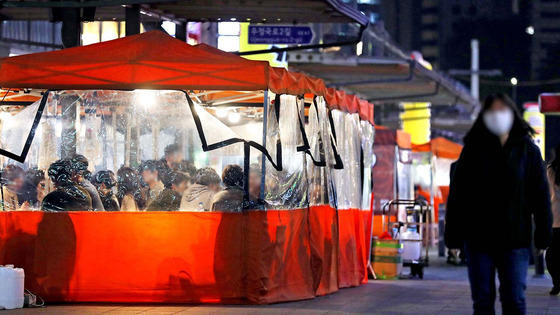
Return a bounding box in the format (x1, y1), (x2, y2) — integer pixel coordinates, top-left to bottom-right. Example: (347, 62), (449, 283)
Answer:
(0, 92), (48, 163)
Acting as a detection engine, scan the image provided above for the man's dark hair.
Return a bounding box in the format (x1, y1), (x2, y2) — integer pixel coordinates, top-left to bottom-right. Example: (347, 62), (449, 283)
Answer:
(25, 169), (45, 188)
(93, 170), (117, 188)
(194, 167), (221, 186)
(3, 164), (24, 184)
(48, 159), (73, 185)
(70, 154), (89, 176)
(139, 160), (159, 173)
(176, 160), (197, 177)
(163, 171), (189, 189)
(164, 144), (180, 157)
(222, 164), (244, 188)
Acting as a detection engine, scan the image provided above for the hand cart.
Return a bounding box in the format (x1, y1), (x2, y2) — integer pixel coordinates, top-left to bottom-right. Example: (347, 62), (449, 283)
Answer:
(382, 199), (431, 279)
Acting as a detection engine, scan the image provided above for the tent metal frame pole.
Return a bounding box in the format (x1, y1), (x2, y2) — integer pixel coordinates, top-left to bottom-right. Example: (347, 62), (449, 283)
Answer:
(260, 90), (268, 206)
(210, 92), (263, 105)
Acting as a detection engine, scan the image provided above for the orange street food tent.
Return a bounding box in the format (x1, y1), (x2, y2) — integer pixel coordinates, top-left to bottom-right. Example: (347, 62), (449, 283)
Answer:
(194, 43), (375, 125)
(411, 137), (463, 221)
(411, 137), (463, 160)
(0, 31), (374, 304)
(371, 127), (412, 237)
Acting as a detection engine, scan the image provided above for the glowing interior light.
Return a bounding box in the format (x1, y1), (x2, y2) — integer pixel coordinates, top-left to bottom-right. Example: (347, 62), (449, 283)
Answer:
(228, 112), (241, 123)
(246, 122), (261, 134)
(510, 77), (518, 85)
(134, 90), (157, 109)
(216, 108), (229, 118)
(0, 112), (12, 128)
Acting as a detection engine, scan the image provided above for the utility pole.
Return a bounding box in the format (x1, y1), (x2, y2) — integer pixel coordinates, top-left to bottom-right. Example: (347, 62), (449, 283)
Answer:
(448, 39), (502, 104)
(471, 39), (479, 101)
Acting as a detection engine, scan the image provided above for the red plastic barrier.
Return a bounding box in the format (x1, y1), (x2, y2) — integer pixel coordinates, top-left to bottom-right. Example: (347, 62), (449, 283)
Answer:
(308, 205), (338, 296)
(0, 210), (318, 304)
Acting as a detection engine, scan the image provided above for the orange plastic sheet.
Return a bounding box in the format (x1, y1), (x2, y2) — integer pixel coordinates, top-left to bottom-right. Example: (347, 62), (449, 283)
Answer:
(411, 137), (463, 160)
(0, 210), (322, 304)
(308, 205), (339, 295)
(337, 208), (367, 288)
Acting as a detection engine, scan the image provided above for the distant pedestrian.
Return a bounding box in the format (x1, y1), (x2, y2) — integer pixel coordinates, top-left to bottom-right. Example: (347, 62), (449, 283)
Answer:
(547, 145), (560, 295)
(445, 93), (552, 314)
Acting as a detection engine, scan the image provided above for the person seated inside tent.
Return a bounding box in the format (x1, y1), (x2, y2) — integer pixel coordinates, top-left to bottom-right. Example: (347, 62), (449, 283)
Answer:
(139, 160), (165, 207)
(148, 171), (190, 211)
(160, 143), (183, 171)
(41, 159), (92, 212)
(117, 167), (144, 212)
(71, 154), (105, 211)
(210, 164), (244, 213)
(93, 170), (120, 212)
(17, 169), (47, 209)
(180, 167), (221, 211)
(249, 163), (261, 201)
(176, 160), (197, 182)
(2, 164), (28, 211)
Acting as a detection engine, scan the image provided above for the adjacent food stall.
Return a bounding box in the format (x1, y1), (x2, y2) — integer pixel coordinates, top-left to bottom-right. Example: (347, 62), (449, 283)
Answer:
(371, 127), (412, 237)
(0, 31), (375, 304)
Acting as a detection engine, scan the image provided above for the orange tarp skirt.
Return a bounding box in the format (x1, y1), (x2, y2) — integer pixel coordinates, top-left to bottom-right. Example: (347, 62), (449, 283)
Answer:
(0, 208), (367, 303)
(337, 208), (367, 288)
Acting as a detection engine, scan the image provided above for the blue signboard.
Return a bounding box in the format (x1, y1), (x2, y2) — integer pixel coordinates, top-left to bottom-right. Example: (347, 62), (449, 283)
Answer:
(248, 25), (314, 45)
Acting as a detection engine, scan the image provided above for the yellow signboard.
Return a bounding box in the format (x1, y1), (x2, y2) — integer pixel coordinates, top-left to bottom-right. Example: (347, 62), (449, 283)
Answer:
(401, 103), (431, 145)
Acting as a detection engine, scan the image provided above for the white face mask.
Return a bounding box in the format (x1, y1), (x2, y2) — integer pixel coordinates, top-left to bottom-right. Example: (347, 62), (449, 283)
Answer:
(483, 109), (514, 136)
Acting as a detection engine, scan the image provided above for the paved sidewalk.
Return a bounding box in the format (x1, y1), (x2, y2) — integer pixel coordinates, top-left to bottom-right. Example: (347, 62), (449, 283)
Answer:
(5, 256), (560, 314)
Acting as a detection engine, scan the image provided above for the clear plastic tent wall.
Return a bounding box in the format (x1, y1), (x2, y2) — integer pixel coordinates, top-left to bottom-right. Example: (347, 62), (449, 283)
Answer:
(360, 121), (374, 211)
(331, 110), (362, 209)
(264, 94), (307, 210)
(306, 97), (336, 207)
(7, 90), (245, 212)
(330, 109), (367, 287)
(0, 99), (44, 163)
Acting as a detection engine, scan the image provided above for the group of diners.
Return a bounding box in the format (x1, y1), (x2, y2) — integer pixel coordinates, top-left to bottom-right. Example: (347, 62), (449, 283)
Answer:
(1, 144), (263, 212)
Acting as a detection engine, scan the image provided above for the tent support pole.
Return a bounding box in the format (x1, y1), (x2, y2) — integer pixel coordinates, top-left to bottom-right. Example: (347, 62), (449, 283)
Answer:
(176, 22), (187, 42)
(112, 109), (117, 171)
(125, 4), (140, 36)
(60, 95), (78, 159)
(260, 90), (268, 207)
(61, 6), (80, 48)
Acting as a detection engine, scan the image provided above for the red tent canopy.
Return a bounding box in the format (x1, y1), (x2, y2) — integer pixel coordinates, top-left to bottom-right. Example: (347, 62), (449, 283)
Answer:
(0, 31), (374, 124)
(412, 137), (463, 160)
(0, 31), (270, 91)
(196, 44), (374, 124)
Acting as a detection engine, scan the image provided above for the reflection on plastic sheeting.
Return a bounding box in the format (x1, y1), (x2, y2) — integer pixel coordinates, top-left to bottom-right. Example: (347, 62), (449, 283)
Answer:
(306, 97), (335, 207)
(331, 110), (362, 210)
(264, 94), (307, 210)
(1, 90), (247, 213)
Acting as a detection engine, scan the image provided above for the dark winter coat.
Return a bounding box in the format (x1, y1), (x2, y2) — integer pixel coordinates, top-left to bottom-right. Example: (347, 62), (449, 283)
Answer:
(445, 128), (552, 250)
